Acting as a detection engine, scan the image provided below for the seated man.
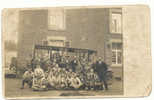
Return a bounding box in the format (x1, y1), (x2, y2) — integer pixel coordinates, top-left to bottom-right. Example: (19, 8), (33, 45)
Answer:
(21, 67), (33, 89)
(70, 73), (83, 89)
(47, 70), (57, 89)
(32, 64), (46, 91)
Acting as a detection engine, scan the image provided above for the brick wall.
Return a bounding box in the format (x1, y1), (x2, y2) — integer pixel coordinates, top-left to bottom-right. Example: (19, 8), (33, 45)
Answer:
(18, 8), (112, 67)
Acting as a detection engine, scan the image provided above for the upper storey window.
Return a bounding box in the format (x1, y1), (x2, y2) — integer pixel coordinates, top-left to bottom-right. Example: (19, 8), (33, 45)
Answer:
(48, 9), (66, 30)
(110, 8), (122, 34)
(111, 13), (122, 33)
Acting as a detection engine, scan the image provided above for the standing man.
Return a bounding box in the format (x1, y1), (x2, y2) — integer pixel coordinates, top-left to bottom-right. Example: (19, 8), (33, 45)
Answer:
(95, 57), (108, 90)
(71, 56), (78, 72)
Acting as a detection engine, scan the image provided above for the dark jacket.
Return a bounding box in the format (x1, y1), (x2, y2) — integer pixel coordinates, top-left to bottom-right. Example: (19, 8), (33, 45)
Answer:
(70, 59), (78, 72)
(95, 61), (108, 76)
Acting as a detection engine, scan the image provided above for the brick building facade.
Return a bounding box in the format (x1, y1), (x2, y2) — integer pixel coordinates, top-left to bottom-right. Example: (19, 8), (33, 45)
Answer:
(18, 8), (122, 70)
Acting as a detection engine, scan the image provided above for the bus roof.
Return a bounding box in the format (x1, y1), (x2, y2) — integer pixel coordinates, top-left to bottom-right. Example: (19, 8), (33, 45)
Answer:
(34, 45), (97, 54)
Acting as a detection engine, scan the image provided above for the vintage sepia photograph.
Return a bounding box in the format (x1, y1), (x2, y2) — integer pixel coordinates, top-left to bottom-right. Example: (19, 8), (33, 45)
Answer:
(3, 6), (124, 98)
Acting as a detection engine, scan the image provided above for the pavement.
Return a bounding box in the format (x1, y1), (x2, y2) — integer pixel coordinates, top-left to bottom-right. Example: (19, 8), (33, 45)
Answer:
(4, 77), (123, 98)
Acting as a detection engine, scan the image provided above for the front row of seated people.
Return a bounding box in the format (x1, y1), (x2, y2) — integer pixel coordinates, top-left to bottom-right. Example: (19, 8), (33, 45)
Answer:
(21, 63), (101, 91)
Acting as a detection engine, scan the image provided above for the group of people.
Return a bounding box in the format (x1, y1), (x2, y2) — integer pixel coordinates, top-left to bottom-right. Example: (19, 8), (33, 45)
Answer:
(21, 55), (109, 91)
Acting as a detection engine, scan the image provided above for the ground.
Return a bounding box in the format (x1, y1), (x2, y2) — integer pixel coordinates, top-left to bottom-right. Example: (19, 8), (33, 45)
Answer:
(4, 77), (123, 98)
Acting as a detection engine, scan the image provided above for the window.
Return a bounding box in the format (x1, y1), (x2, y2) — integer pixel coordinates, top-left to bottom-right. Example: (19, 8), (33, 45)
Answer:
(111, 13), (122, 33)
(48, 40), (65, 47)
(42, 40), (48, 46)
(46, 36), (67, 47)
(65, 41), (70, 47)
(112, 43), (122, 65)
(48, 9), (66, 30)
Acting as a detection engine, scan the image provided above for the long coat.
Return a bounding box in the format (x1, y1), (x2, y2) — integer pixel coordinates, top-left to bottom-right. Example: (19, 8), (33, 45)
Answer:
(94, 61), (108, 80)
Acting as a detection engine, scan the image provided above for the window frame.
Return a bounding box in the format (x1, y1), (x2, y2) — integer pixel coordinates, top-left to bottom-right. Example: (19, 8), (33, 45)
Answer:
(48, 9), (66, 31)
(111, 42), (122, 67)
(110, 9), (122, 34)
